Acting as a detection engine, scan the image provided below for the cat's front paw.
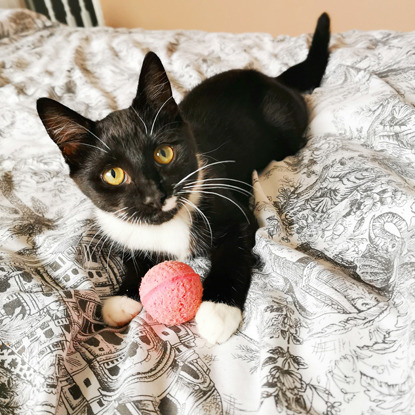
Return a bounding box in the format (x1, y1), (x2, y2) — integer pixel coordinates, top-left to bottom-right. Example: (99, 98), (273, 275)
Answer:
(195, 301), (242, 344)
(102, 296), (143, 327)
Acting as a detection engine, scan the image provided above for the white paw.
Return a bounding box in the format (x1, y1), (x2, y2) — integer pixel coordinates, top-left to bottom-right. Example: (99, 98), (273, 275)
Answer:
(195, 301), (242, 344)
(102, 296), (143, 327)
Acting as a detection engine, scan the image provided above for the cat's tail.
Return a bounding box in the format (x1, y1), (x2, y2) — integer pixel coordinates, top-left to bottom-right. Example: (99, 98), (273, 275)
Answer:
(276, 12), (330, 92)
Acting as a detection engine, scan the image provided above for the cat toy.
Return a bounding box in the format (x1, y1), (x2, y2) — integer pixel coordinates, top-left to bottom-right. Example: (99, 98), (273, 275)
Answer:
(139, 261), (203, 325)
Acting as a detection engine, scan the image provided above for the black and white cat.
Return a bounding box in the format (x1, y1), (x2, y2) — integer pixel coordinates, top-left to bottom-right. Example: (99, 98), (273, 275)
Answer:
(37, 13), (330, 344)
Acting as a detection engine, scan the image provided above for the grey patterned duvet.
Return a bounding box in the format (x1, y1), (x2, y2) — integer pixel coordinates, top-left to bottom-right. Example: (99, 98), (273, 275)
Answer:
(0, 8), (414, 415)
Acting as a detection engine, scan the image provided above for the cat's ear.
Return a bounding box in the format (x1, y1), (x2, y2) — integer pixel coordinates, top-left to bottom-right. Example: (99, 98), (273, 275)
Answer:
(37, 98), (95, 168)
(133, 52), (179, 119)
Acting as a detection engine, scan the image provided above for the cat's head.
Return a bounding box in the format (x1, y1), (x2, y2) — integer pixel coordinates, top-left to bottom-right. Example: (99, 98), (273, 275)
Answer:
(37, 52), (200, 225)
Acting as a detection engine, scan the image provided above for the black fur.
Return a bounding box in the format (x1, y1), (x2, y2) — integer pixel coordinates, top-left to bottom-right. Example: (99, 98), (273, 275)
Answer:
(37, 13), (330, 320)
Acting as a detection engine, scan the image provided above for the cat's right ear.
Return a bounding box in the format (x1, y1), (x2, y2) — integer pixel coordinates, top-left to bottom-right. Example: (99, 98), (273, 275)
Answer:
(37, 98), (95, 169)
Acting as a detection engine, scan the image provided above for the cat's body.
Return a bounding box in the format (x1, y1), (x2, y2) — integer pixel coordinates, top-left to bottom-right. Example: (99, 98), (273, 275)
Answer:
(37, 13), (330, 344)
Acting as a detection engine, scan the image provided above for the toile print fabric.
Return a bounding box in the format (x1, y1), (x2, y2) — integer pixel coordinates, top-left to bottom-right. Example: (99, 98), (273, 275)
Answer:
(0, 8), (414, 415)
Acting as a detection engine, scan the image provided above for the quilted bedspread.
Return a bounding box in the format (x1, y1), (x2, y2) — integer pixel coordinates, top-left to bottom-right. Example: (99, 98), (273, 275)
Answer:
(0, 8), (415, 415)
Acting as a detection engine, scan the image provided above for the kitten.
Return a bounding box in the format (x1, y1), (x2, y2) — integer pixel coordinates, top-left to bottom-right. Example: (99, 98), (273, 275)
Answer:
(37, 13), (330, 344)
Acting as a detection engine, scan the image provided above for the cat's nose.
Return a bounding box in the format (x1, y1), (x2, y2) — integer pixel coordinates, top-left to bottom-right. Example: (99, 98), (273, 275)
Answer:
(143, 196), (160, 209)
(143, 194), (165, 210)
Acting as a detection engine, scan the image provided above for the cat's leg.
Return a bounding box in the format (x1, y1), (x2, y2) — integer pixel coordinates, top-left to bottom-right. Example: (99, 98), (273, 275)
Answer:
(195, 217), (257, 344)
(102, 253), (154, 327)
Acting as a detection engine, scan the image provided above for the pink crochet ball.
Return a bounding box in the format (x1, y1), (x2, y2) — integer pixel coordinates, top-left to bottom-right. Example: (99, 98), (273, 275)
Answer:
(139, 261), (203, 325)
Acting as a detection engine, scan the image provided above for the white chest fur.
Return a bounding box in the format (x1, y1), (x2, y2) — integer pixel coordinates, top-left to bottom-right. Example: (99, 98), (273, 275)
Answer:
(94, 207), (193, 261)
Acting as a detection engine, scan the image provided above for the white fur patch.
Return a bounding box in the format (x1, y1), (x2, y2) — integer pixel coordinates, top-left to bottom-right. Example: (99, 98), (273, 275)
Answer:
(162, 195), (178, 212)
(95, 206), (192, 260)
(195, 301), (242, 344)
(102, 296), (142, 327)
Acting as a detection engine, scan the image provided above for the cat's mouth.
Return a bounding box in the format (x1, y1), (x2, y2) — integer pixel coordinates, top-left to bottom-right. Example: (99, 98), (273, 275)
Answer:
(126, 208), (177, 225)
(142, 210), (178, 225)
(146, 196), (180, 224)
(115, 195), (180, 225)
(114, 190), (198, 226)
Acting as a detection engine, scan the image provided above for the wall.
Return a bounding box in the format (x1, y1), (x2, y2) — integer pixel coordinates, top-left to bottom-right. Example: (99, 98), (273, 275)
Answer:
(0, 0), (25, 8)
(100, 0), (415, 36)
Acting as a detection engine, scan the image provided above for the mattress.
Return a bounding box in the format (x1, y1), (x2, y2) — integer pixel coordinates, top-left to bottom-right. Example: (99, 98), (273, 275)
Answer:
(0, 8), (414, 414)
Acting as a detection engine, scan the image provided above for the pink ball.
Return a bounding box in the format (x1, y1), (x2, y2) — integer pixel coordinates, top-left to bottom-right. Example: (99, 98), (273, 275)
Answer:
(139, 261), (203, 325)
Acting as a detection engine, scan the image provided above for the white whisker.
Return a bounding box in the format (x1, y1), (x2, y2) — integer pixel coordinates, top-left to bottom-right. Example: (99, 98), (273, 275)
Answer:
(86, 228), (103, 261)
(150, 96), (173, 136)
(180, 200), (193, 226)
(77, 124), (112, 151)
(106, 239), (117, 274)
(77, 143), (109, 153)
(78, 222), (100, 266)
(48, 134), (109, 154)
(182, 183), (253, 197)
(42, 117), (111, 152)
(151, 122), (180, 142)
(90, 231), (109, 258)
(180, 189), (250, 224)
(201, 141), (230, 156)
(44, 117), (112, 152)
(175, 160), (236, 188)
(181, 197), (213, 244)
(112, 207), (128, 216)
(131, 106), (149, 135)
(115, 210), (129, 220)
(184, 177), (253, 189)
(114, 207), (128, 213)
(97, 233), (114, 258)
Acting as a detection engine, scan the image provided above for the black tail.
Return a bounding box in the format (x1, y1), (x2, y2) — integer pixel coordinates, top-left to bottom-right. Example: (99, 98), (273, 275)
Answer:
(277, 12), (330, 92)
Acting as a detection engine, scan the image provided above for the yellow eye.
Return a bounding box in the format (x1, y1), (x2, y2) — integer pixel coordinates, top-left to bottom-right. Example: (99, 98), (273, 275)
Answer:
(102, 167), (126, 186)
(154, 145), (174, 165)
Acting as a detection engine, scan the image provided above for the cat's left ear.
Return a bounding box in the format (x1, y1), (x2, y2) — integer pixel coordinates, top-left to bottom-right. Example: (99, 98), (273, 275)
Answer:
(132, 52), (180, 120)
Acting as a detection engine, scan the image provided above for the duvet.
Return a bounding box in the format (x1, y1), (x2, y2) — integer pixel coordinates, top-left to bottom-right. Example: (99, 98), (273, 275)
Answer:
(0, 8), (414, 415)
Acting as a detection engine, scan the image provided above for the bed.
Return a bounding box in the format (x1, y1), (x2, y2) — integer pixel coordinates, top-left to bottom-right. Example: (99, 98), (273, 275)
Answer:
(1, 8), (414, 415)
